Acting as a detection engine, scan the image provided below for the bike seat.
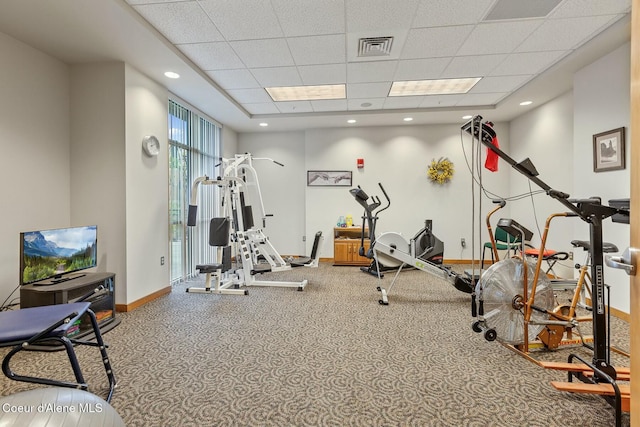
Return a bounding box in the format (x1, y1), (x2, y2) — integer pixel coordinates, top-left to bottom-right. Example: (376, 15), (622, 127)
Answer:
(570, 240), (618, 253)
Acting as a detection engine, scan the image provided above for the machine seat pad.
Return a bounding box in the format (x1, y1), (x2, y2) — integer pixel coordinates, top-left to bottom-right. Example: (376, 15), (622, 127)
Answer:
(524, 248), (568, 260)
(196, 263), (224, 273)
(570, 240), (618, 253)
(0, 302), (90, 344)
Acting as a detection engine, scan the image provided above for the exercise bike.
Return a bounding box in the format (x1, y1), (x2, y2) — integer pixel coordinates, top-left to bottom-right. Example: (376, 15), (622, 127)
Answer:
(350, 184), (473, 305)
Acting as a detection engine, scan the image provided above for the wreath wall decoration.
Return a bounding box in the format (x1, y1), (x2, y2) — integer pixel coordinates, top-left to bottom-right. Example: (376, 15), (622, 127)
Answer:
(428, 157), (454, 184)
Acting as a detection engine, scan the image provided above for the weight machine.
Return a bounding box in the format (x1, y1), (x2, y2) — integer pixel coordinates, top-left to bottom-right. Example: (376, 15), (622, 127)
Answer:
(186, 153), (308, 294)
(462, 115), (630, 426)
(350, 184), (473, 305)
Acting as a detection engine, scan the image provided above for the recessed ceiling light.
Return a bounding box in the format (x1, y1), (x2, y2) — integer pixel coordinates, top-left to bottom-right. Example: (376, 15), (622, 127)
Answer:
(462, 115), (473, 120)
(164, 71), (180, 79)
(403, 117), (413, 122)
(360, 102), (373, 108)
(347, 119), (357, 124)
(520, 101), (533, 106)
(259, 122), (268, 127)
(389, 77), (481, 96)
(265, 84), (345, 102)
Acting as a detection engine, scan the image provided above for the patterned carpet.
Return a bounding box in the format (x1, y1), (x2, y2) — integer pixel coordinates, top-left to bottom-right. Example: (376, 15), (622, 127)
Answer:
(0, 262), (630, 426)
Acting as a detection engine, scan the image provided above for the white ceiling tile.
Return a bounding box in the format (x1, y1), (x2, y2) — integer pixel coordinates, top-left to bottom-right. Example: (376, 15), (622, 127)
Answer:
(198, 0), (283, 41)
(348, 98), (386, 110)
(244, 103), (280, 115)
(470, 75), (531, 93)
(517, 15), (620, 52)
(489, 51), (567, 76)
(346, 0), (420, 33)
(207, 69), (260, 89)
(275, 101), (313, 113)
(383, 96), (425, 109)
(402, 26), (474, 59)
(288, 35), (346, 66)
(347, 61), (397, 83)
(227, 88), (272, 103)
(251, 67), (302, 87)
(440, 54), (507, 79)
(419, 94), (465, 108)
(458, 92), (507, 105)
(413, 0), (494, 27)
(230, 39), (294, 68)
(298, 64), (347, 85)
(271, 0), (345, 36)
(551, 0), (631, 18)
(177, 42), (245, 70)
(394, 58), (451, 81)
(457, 20), (543, 55)
(134, 3), (223, 44)
(311, 99), (349, 112)
(347, 82), (391, 98)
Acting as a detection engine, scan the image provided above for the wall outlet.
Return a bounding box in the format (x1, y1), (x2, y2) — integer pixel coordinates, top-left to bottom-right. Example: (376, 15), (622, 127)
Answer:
(302, 235), (306, 242)
(569, 251), (573, 261)
(160, 256), (165, 265)
(461, 238), (466, 248)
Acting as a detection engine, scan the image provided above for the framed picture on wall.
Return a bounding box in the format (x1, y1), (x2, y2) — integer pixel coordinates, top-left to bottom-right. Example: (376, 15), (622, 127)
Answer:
(593, 127), (625, 172)
(307, 170), (352, 186)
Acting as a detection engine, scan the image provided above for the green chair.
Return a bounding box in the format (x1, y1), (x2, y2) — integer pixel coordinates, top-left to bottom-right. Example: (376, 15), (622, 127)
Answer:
(482, 227), (521, 266)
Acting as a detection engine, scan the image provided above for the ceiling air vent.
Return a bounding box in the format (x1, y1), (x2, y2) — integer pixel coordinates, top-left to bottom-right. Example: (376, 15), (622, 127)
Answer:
(358, 36), (394, 57)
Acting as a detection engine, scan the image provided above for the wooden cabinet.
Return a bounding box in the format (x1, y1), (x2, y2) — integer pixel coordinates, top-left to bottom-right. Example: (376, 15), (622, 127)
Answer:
(333, 227), (371, 266)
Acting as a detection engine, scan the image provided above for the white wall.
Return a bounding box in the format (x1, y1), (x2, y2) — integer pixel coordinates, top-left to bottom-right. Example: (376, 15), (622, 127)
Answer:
(222, 126), (238, 158)
(124, 64), (170, 303)
(0, 32), (71, 303)
(573, 42), (631, 313)
(70, 62), (127, 302)
(239, 131), (306, 255)
(1, 27), (632, 314)
(306, 123), (513, 261)
(69, 61), (172, 306)
(239, 123), (510, 261)
(509, 91), (575, 278)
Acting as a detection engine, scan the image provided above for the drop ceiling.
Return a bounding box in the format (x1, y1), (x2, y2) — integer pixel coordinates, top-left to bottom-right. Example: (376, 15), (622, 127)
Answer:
(0, 0), (631, 132)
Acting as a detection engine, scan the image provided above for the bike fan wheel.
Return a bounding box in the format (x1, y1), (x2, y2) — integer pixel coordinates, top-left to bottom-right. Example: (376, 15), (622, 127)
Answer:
(476, 258), (554, 345)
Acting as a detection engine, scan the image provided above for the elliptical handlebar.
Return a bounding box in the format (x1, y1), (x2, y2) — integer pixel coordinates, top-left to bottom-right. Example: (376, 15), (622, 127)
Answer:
(375, 183), (391, 215)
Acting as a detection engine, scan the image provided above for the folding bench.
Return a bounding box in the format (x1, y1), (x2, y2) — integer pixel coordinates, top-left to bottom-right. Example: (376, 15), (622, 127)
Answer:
(0, 302), (116, 402)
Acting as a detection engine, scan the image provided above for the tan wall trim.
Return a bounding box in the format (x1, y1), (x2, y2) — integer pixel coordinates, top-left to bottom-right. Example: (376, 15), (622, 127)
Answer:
(584, 297), (629, 321)
(323, 258), (490, 265)
(116, 285), (171, 312)
(610, 305), (630, 322)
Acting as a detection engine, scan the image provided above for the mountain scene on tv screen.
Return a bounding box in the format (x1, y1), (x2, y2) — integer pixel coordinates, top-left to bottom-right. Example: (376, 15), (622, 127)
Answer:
(23, 229), (96, 283)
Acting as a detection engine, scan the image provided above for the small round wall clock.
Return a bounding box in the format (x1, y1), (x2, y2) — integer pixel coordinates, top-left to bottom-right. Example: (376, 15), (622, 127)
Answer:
(142, 135), (160, 157)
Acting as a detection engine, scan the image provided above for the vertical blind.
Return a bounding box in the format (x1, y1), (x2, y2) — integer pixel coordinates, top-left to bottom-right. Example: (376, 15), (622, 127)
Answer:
(168, 99), (221, 284)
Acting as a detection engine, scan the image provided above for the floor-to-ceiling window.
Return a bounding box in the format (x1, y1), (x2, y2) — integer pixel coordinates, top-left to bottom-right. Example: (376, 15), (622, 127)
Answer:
(168, 99), (221, 284)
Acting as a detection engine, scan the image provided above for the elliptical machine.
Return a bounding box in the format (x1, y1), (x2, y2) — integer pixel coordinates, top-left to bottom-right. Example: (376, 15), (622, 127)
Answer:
(351, 184), (446, 278)
(350, 183), (390, 276)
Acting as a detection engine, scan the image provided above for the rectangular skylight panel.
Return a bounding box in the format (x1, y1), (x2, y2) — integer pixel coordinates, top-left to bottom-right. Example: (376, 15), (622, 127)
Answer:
(389, 78), (481, 96)
(265, 84), (346, 101)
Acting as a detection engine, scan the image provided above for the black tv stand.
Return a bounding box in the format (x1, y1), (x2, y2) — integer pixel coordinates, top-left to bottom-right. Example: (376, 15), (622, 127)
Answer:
(20, 272), (119, 337)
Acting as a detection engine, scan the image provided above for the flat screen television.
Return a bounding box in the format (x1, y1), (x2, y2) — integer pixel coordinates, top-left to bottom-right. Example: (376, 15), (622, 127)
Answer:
(20, 225), (97, 285)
